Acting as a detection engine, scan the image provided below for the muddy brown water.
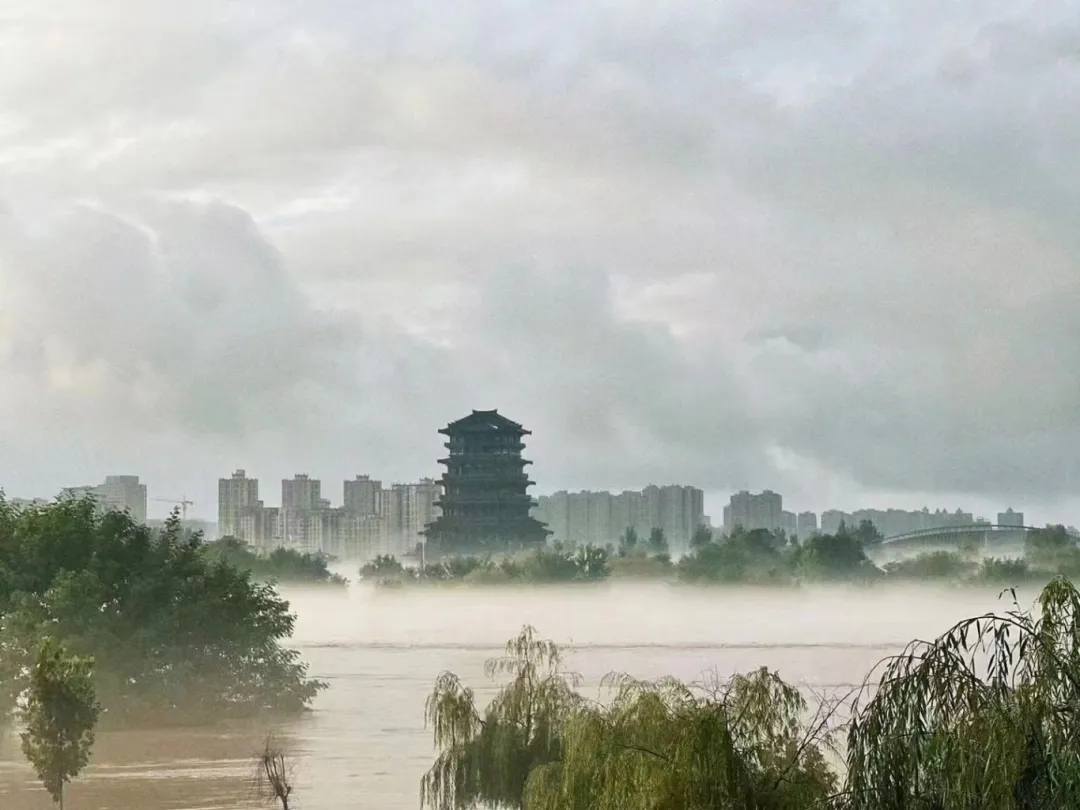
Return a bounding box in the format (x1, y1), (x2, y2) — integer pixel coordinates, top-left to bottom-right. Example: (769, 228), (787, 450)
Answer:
(0, 581), (1030, 809)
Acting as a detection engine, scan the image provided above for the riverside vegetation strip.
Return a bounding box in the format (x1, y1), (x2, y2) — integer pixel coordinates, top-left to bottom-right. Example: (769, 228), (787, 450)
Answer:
(360, 522), (1080, 588)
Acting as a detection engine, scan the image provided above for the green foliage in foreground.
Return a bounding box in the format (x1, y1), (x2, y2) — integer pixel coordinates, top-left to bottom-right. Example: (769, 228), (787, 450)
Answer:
(526, 669), (838, 810)
(21, 639), (100, 808)
(0, 497), (326, 727)
(847, 575), (1080, 809)
(422, 627), (836, 810)
(423, 576), (1080, 810)
(206, 536), (348, 585)
(422, 627), (580, 810)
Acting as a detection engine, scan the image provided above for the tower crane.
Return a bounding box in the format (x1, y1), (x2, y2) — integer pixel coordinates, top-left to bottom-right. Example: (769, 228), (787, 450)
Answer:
(151, 497), (194, 521)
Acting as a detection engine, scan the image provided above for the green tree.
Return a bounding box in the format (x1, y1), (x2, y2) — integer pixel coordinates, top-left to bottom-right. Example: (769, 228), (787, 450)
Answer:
(647, 527), (668, 556)
(526, 669), (839, 810)
(798, 532), (878, 581)
(572, 545), (611, 581)
(618, 527), (640, 557)
(853, 519), (883, 547)
(206, 536), (347, 585)
(846, 576), (1080, 809)
(1025, 524), (1076, 566)
(678, 528), (793, 585)
(0, 498), (324, 725)
(360, 554), (408, 578)
(882, 550), (974, 580)
(21, 638), (100, 809)
(957, 534), (982, 561)
(421, 626), (581, 809)
(975, 556), (1033, 584)
(689, 524), (713, 550)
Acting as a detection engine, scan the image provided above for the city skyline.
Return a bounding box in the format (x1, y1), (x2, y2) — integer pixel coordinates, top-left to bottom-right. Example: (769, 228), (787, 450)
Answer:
(10, 470), (1066, 561)
(6, 471), (1071, 535)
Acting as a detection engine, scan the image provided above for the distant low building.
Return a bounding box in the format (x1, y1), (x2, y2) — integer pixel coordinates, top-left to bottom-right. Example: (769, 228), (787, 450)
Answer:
(63, 475), (147, 523)
(998, 508), (1025, 527)
(818, 505), (1005, 539)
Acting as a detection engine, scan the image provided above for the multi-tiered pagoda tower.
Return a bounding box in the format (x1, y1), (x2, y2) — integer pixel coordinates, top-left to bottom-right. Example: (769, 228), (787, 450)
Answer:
(423, 410), (551, 556)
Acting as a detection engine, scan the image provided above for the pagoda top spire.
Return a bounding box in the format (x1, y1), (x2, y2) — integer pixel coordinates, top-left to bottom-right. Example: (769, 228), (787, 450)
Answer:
(439, 409), (530, 436)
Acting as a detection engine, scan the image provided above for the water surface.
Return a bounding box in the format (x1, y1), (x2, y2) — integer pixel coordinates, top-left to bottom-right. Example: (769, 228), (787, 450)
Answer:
(0, 581), (1028, 809)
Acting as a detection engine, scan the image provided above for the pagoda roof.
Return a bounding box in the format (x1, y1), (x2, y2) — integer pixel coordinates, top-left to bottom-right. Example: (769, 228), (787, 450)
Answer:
(439, 409), (530, 435)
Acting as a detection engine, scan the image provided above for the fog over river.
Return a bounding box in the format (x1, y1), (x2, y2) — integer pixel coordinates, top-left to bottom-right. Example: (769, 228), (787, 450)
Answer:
(0, 582), (1038, 809)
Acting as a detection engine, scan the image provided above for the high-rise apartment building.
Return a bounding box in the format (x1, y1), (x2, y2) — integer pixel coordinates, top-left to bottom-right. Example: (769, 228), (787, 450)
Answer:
(797, 511), (818, 538)
(611, 490), (643, 536)
(344, 475), (382, 515)
(404, 478), (441, 550)
(282, 474), (321, 511)
(533, 484), (706, 553)
(724, 490), (783, 533)
(337, 512), (384, 558)
(238, 504), (277, 548)
(218, 469), (260, 539)
(277, 475), (321, 552)
(382, 478), (442, 556)
(97, 475), (147, 522)
(782, 510), (798, 537)
(820, 509), (848, 535)
(217, 471), (442, 559)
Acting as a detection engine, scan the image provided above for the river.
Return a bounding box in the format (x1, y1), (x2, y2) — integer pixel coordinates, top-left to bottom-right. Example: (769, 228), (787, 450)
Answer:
(0, 581), (1032, 809)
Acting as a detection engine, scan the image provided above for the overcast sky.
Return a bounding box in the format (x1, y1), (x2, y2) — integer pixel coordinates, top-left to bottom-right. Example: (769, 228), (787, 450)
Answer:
(1, 1), (1078, 524)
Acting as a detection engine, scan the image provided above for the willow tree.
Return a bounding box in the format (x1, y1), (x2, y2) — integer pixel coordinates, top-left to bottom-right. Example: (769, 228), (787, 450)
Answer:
(421, 626), (582, 810)
(846, 576), (1080, 810)
(524, 668), (840, 810)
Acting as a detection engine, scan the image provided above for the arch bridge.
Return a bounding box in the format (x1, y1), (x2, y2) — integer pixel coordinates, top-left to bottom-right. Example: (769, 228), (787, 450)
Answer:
(881, 523), (1037, 554)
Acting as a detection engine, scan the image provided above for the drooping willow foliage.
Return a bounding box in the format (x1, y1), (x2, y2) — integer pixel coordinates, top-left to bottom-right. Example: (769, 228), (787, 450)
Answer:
(421, 626), (582, 810)
(845, 576), (1080, 810)
(423, 577), (1080, 810)
(525, 668), (840, 810)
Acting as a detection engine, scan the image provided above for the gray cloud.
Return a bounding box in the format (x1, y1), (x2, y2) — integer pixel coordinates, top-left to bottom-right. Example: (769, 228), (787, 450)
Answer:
(1, 1), (1079, 520)
(0, 199), (355, 437)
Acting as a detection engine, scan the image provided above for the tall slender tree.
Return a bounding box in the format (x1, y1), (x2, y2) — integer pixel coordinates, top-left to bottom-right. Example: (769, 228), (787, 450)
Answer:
(647, 527), (668, 556)
(21, 638), (100, 809)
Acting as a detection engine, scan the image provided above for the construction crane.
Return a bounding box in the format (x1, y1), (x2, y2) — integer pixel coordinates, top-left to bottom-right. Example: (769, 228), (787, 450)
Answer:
(151, 497), (194, 521)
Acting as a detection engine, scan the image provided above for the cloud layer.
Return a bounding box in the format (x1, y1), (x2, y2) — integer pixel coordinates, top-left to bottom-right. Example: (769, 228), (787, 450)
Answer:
(1, 1), (1079, 520)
